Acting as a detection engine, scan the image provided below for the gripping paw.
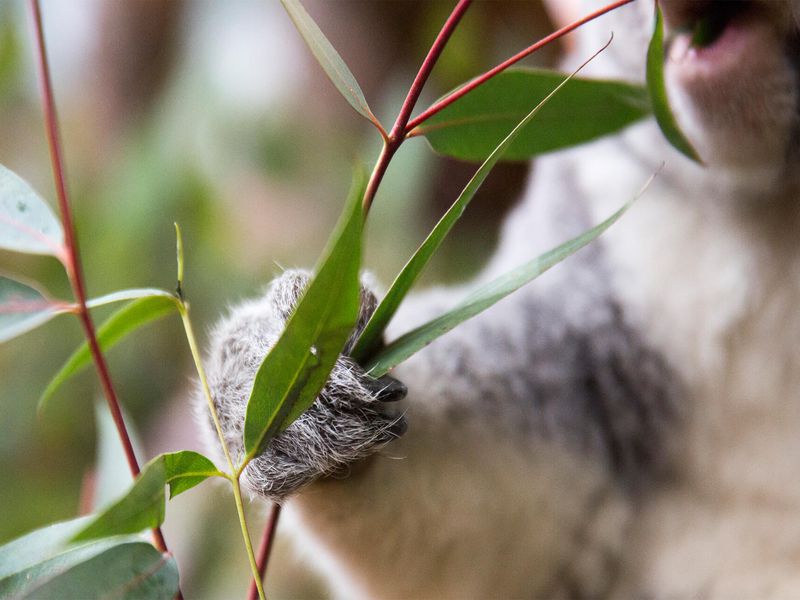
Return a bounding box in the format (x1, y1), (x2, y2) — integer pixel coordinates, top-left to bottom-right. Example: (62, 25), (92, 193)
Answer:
(197, 269), (407, 502)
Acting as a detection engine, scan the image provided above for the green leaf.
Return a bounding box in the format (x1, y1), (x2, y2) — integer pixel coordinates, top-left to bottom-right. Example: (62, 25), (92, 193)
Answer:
(85, 287), (176, 309)
(646, 6), (702, 163)
(418, 68), (651, 162)
(39, 294), (179, 411)
(352, 65), (588, 363)
(0, 164), (65, 257)
(0, 274), (65, 343)
(366, 175), (657, 377)
(72, 451), (222, 542)
(280, 0), (382, 130)
(244, 169), (364, 459)
(0, 541), (179, 600)
(0, 517), (177, 599)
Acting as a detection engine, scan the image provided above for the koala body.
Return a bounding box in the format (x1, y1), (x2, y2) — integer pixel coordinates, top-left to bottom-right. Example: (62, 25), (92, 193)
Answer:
(198, 1), (800, 597)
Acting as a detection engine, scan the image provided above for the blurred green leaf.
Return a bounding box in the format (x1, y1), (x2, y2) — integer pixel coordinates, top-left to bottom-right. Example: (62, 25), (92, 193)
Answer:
(366, 176), (655, 377)
(0, 540), (178, 600)
(85, 287), (176, 309)
(0, 517), (178, 599)
(0, 274), (64, 343)
(244, 169), (364, 459)
(0, 517), (91, 580)
(418, 68), (651, 162)
(39, 294), (179, 412)
(352, 66), (584, 363)
(646, 6), (702, 163)
(73, 451), (222, 543)
(0, 164), (65, 257)
(280, 0), (382, 131)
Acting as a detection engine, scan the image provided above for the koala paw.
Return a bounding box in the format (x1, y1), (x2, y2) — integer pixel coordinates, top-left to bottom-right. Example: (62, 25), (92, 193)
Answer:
(197, 269), (407, 502)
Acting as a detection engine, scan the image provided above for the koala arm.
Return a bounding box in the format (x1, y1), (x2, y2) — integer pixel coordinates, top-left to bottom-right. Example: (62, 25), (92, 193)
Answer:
(197, 258), (680, 598)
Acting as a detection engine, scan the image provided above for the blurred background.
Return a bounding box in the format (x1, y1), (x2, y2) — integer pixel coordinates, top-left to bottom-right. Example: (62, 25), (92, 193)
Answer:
(0, 1), (563, 597)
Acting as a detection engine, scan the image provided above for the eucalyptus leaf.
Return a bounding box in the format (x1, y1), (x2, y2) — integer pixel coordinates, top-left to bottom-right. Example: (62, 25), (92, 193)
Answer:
(366, 175), (656, 377)
(418, 68), (651, 162)
(0, 274), (64, 343)
(0, 541), (178, 600)
(352, 65), (587, 363)
(0, 517), (91, 580)
(85, 287), (176, 309)
(0, 164), (65, 257)
(72, 451), (222, 542)
(280, 0), (381, 130)
(243, 169), (364, 459)
(646, 6), (702, 163)
(39, 294), (179, 411)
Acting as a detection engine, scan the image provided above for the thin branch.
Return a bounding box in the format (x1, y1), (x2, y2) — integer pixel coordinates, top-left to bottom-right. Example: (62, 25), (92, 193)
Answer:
(28, 0), (174, 563)
(362, 0), (472, 215)
(406, 0), (636, 131)
(247, 504), (282, 600)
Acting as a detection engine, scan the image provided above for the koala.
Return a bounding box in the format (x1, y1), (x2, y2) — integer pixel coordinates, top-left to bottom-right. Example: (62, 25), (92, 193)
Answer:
(197, 0), (800, 597)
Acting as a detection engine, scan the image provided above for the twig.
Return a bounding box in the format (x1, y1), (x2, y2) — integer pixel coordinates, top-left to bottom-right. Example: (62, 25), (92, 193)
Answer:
(247, 504), (283, 600)
(362, 0), (472, 215)
(27, 0), (175, 567)
(406, 0), (636, 131)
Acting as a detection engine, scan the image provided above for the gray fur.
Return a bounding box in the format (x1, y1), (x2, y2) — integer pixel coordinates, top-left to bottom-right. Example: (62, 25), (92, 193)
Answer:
(197, 270), (405, 502)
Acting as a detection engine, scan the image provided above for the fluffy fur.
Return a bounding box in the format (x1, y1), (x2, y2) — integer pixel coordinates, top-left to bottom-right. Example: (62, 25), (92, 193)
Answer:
(196, 0), (800, 597)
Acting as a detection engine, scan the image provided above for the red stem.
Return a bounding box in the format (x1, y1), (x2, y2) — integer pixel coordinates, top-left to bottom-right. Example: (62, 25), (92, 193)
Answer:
(28, 0), (175, 566)
(406, 0), (637, 132)
(247, 504), (283, 600)
(362, 0), (472, 215)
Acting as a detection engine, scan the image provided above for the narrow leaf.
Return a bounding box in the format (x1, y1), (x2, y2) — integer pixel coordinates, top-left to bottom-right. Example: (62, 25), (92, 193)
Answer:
(418, 68), (651, 162)
(280, 0), (381, 130)
(244, 169), (364, 459)
(0, 541), (179, 600)
(0, 274), (65, 343)
(72, 451), (222, 542)
(646, 6), (702, 163)
(85, 287), (176, 309)
(353, 63), (590, 363)
(0, 164), (65, 257)
(366, 175), (656, 377)
(39, 294), (179, 412)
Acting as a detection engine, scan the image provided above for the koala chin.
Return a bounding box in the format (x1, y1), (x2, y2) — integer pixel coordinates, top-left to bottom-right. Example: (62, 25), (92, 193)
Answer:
(197, 1), (800, 598)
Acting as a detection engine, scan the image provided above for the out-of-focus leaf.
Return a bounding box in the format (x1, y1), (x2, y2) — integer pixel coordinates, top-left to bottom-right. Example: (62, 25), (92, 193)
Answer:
(418, 68), (651, 162)
(646, 6), (702, 163)
(93, 402), (147, 510)
(84, 287), (176, 309)
(280, 0), (382, 130)
(365, 175), (656, 377)
(243, 169), (364, 459)
(0, 164), (65, 257)
(39, 294), (179, 411)
(0, 540), (178, 600)
(72, 451), (222, 542)
(0, 274), (65, 343)
(0, 517), (91, 580)
(352, 65), (587, 363)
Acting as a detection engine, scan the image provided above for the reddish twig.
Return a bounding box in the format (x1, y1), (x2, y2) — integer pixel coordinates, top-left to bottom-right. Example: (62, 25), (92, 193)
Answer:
(406, 0), (636, 132)
(362, 0), (472, 215)
(27, 0), (176, 568)
(247, 504), (283, 600)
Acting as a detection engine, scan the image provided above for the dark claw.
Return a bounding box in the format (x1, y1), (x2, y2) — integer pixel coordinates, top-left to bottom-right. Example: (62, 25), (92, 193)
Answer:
(389, 416), (408, 437)
(364, 375), (407, 403)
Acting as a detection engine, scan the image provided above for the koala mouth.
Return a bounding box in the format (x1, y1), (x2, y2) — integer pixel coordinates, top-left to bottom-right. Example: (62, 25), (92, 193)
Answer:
(661, 0), (756, 50)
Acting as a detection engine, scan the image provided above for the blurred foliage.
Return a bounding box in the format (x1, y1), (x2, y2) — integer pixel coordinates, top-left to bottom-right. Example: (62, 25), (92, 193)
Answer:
(0, 1), (558, 597)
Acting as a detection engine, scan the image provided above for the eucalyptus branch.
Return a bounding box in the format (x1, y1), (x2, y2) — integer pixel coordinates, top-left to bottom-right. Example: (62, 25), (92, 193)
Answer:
(362, 0), (472, 215)
(406, 0), (636, 132)
(27, 0), (175, 562)
(247, 504), (282, 600)
(174, 230), (266, 600)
